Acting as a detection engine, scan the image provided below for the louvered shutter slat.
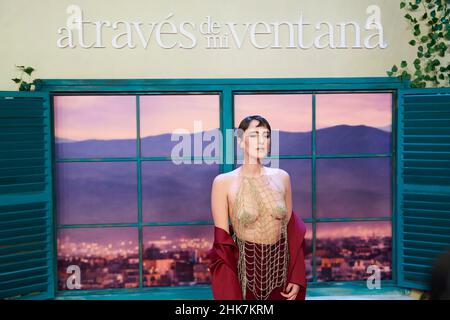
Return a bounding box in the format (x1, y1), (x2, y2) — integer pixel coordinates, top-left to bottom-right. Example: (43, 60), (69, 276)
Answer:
(0, 92), (54, 300)
(397, 88), (450, 290)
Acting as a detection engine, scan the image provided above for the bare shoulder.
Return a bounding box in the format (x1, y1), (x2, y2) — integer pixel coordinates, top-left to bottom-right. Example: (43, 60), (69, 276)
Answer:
(267, 167), (290, 181)
(212, 170), (238, 188)
(214, 170), (236, 184)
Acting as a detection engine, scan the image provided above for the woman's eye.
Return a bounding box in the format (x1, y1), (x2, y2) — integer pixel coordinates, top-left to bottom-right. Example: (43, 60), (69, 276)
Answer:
(247, 132), (269, 138)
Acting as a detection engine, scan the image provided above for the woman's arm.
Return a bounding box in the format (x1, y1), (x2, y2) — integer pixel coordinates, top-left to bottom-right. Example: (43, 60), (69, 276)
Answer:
(208, 174), (244, 300)
(279, 169), (301, 300)
(279, 169), (293, 222)
(211, 174), (230, 234)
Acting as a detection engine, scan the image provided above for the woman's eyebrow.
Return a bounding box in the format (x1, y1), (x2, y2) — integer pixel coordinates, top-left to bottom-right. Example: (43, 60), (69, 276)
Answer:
(249, 128), (269, 132)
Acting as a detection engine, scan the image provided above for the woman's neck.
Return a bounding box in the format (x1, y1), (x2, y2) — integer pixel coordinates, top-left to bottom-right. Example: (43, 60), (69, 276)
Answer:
(239, 163), (264, 177)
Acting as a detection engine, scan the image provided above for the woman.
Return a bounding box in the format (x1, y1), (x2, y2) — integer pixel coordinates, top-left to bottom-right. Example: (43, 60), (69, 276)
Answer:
(207, 115), (307, 300)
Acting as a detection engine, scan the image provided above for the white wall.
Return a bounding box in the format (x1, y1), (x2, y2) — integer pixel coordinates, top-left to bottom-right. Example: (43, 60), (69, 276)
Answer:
(0, 0), (423, 90)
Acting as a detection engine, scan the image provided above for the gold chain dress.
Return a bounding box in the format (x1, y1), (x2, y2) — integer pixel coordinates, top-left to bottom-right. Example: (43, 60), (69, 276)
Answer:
(230, 167), (289, 300)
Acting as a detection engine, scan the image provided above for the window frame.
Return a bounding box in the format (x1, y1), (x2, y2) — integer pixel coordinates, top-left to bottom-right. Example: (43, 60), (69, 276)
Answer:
(39, 77), (409, 298)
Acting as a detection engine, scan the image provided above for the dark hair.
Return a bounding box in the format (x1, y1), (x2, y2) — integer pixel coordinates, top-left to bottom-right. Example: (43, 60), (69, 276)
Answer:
(237, 115), (271, 139)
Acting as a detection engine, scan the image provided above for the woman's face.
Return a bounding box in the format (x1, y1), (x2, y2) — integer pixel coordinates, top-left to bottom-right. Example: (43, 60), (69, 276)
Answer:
(238, 120), (270, 163)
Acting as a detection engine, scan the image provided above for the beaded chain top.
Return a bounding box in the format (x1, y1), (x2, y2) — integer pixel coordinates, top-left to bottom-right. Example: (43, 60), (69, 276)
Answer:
(230, 167), (289, 300)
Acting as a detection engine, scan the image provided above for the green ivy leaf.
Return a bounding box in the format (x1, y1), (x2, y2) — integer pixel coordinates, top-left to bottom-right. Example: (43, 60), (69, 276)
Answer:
(11, 78), (21, 83)
(400, 2), (406, 9)
(19, 82), (30, 91)
(401, 60), (408, 68)
(23, 67), (34, 76)
(409, 39), (417, 45)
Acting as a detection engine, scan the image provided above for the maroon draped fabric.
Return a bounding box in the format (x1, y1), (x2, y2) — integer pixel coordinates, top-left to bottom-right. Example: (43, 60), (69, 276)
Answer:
(207, 210), (307, 300)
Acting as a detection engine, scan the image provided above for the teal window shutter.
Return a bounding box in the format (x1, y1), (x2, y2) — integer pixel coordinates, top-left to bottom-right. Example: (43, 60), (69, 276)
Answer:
(0, 91), (55, 299)
(397, 87), (450, 290)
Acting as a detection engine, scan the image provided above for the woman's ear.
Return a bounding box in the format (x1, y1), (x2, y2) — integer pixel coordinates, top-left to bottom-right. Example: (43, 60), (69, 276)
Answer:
(236, 136), (244, 149)
(235, 128), (245, 150)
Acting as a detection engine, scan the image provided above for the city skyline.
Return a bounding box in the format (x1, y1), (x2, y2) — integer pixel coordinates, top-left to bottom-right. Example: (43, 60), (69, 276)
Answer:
(58, 229), (392, 289)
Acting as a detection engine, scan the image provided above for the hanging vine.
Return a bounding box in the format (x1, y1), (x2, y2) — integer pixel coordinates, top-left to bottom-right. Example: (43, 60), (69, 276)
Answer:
(387, 0), (450, 87)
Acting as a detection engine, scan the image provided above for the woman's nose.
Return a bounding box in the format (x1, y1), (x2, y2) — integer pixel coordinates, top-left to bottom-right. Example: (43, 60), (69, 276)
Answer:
(258, 134), (267, 143)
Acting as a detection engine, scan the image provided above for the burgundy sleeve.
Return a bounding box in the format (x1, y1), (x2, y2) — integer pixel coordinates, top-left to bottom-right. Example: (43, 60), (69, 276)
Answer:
(286, 211), (307, 300)
(207, 226), (243, 300)
(293, 240), (307, 300)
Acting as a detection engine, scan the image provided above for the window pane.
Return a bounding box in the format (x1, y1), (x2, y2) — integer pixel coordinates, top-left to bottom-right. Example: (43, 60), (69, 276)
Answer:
(54, 95), (137, 158)
(234, 94), (312, 156)
(315, 221), (392, 282)
(304, 223), (313, 282)
(316, 157), (391, 218)
(142, 225), (213, 287)
(316, 93), (392, 155)
(57, 227), (139, 290)
(56, 162), (138, 224)
(279, 159), (312, 219)
(142, 161), (219, 222)
(140, 95), (220, 158)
